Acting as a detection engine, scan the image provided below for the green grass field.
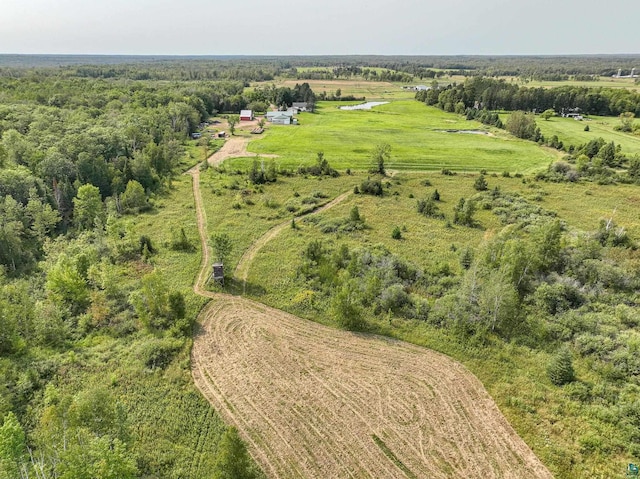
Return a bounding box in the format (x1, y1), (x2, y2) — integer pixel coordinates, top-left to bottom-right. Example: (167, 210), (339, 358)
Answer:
(444, 75), (640, 91)
(533, 115), (640, 155)
(522, 77), (640, 91)
(242, 172), (640, 307)
(243, 101), (557, 172)
(251, 79), (416, 101)
(230, 171), (640, 478)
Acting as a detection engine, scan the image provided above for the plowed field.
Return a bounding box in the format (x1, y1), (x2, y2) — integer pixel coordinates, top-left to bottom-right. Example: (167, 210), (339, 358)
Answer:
(192, 297), (553, 479)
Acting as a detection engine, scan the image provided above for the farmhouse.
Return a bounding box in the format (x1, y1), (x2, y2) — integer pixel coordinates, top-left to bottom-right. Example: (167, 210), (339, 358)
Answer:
(561, 107), (582, 119)
(291, 102), (313, 113)
(266, 110), (294, 125)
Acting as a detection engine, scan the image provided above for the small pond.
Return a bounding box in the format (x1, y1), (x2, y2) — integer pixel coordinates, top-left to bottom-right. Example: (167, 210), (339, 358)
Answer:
(438, 129), (490, 135)
(339, 102), (389, 111)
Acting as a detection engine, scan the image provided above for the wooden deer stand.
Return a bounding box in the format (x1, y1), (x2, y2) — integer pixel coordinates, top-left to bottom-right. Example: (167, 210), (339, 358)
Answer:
(210, 262), (224, 286)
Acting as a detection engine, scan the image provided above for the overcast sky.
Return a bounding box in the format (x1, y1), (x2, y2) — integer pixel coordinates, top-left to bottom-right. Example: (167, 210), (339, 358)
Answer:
(1, 0), (638, 55)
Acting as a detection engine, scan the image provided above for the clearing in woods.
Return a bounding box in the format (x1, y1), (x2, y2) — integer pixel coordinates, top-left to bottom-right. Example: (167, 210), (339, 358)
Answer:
(188, 161), (553, 477)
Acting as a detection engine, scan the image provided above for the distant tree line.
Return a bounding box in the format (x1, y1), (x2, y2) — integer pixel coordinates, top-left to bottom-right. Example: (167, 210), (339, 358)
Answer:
(3, 55), (639, 82)
(417, 76), (640, 116)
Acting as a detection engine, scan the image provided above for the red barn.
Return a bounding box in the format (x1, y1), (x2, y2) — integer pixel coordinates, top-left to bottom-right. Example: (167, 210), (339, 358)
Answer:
(240, 110), (253, 121)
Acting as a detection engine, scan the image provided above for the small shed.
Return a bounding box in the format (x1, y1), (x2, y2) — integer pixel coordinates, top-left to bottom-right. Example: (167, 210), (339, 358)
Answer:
(211, 262), (224, 285)
(240, 110), (254, 121)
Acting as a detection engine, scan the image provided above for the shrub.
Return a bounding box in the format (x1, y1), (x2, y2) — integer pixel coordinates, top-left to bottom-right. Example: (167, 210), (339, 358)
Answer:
(139, 235), (155, 255)
(140, 338), (183, 370)
(378, 284), (410, 314)
(120, 180), (148, 213)
(459, 247), (473, 270)
(349, 206), (362, 223)
(416, 197), (444, 219)
(453, 198), (476, 227)
(331, 285), (365, 331)
(170, 228), (195, 252)
(298, 151), (339, 177)
(391, 226), (402, 240)
(360, 179), (383, 196)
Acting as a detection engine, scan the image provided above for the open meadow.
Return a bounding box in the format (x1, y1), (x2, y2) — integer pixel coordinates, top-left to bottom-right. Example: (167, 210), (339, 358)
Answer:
(252, 78), (416, 101)
(196, 162), (640, 478)
(242, 101), (558, 172)
(533, 115), (640, 155)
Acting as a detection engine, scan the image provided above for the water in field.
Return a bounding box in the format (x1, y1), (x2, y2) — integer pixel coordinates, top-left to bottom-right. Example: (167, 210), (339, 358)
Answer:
(339, 101), (389, 110)
(439, 129), (490, 135)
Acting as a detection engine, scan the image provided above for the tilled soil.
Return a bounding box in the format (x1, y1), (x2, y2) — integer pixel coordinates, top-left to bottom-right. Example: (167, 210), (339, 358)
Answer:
(192, 297), (553, 479)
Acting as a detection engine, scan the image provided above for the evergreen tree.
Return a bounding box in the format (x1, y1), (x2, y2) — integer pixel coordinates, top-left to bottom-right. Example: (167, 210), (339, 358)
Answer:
(473, 174), (488, 191)
(349, 205), (361, 223)
(547, 348), (575, 386)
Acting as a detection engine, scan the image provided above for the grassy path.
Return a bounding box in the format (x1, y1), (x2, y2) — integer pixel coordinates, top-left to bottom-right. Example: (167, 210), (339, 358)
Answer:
(234, 191), (351, 290)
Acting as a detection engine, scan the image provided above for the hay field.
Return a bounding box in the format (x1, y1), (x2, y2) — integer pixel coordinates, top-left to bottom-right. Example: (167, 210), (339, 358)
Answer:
(192, 296), (553, 479)
(535, 116), (640, 155)
(242, 101), (557, 172)
(252, 79), (415, 101)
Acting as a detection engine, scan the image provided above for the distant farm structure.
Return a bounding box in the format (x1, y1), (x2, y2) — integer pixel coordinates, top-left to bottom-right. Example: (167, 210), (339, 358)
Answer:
(403, 85), (431, 91)
(240, 110), (254, 121)
(291, 102), (313, 113)
(266, 110), (294, 125)
(612, 68), (638, 78)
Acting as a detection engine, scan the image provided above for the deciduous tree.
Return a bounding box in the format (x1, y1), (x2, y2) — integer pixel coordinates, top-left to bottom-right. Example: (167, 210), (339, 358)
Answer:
(73, 184), (104, 230)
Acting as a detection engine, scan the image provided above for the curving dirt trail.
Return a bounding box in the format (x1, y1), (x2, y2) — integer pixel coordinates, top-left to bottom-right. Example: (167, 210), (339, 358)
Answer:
(188, 153), (554, 478)
(234, 191), (351, 287)
(203, 137), (277, 169)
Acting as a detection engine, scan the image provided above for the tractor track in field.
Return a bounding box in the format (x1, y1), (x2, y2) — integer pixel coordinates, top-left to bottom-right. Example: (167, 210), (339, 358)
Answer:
(234, 191), (351, 290)
(188, 154), (554, 478)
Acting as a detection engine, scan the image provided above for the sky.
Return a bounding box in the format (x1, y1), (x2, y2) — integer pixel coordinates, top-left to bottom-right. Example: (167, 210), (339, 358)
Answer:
(1, 0), (638, 56)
